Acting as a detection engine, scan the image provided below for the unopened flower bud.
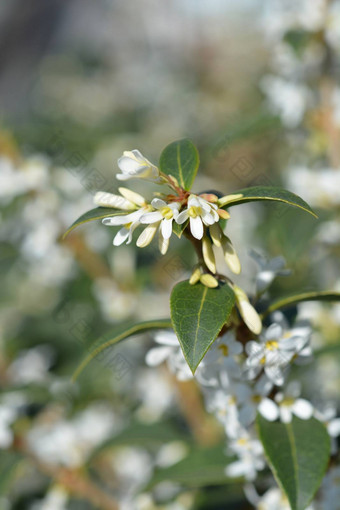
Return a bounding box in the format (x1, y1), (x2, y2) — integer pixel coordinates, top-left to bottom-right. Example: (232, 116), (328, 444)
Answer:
(200, 273), (219, 288)
(189, 267), (201, 285)
(233, 285), (262, 334)
(222, 236), (241, 275)
(202, 237), (216, 274)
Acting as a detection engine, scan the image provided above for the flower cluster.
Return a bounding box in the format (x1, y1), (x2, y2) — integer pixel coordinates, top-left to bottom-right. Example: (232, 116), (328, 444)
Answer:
(145, 253), (340, 490)
(94, 149), (241, 280)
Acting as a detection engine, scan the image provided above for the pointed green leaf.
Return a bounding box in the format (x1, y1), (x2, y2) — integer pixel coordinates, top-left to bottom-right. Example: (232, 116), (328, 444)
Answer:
(160, 139), (200, 191)
(73, 319), (172, 381)
(170, 281), (235, 373)
(172, 219), (188, 238)
(263, 291), (340, 318)
(257, 415), (330, 510)
(63, 207), (124, 238)
(144, 443), (234, 490)
(219, 186), (317, 218)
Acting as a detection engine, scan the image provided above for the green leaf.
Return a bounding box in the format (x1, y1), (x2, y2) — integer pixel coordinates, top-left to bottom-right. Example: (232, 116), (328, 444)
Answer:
(160, 139), (200, 191)
(172, 219), (188, 238)
(63, 207), (124, 238)
(73, 318), (172, 381)
(257, 415), (330, 510)
(145, 444), (233, 489)
(263, 291), (340, 318)
(219, 186), (317, 218)
(170, 281), (235, 373)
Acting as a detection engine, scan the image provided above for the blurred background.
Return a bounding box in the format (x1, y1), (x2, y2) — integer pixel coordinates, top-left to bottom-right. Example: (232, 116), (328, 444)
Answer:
(0, 1), (339, 509)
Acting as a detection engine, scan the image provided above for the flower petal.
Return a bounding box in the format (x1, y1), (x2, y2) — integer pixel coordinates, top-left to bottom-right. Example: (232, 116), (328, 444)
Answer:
(136, 224), (158, 247)
(140, 211), (163, 224)
(258, 398), (279, 421)
(161, 218), (173, 240)
(94, 191), (135, 210)
(145, 346), (172, 366)
(292, 399), (314, 420)
(190, 216), (203, 239)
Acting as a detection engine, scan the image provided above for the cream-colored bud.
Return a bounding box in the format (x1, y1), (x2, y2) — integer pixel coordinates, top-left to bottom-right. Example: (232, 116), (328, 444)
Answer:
(136, 224), (158, 248)
(218, 193), (244, 207)
(200, 274), (219, 288)
(222, 236), (241, 275)
(189, 267), (201, 285)
(202, 237), (216, 274)
(209, 223), (223, 247)
(233, 286), (262, 334)
(118, 187), (146, 207)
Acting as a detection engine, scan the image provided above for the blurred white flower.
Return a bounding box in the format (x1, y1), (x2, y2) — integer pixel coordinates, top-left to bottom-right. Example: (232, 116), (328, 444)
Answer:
(226, 429), (265, 481)
(8, 345), (54, 385)
(116, 150), (159, 181)
(145, 331), (192, 381)
(176, 195), (219, 240)
(261, 76), (310, 128)
(28, 404), (115, 467)
(274, 381), (314, 423)
(250, 249), (290, 294)
(0, 405), (16, 449)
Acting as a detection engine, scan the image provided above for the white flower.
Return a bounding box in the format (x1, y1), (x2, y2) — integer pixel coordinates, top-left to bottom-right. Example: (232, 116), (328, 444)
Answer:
(226, 429), (265, 481)
(116, 150), (159, 181)
(197, 332), (243, 386)
(274, 381), (314, 423)
(139, 198), (180, 254)
(245, 322), (308, 386)
(145, 331), (192, 381)
(250, 249), (291, 294)
(238, 375), (279, 426)
(176, 195), (219, 240)
(32, 486), (68, 510)
(99, 188), (150, 246)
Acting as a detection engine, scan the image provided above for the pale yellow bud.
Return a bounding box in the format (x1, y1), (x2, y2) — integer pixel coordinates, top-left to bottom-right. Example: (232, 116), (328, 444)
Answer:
(200, 274), (219, 288)
(136, 224), (158, 248)
(218, 193), (244, 207)
(202, 237), (216, 274)
(189, 267), (201, 285)
(233, 285), (262, 334)
(222, 236), (241, 275)
(209, 223), (223, 247)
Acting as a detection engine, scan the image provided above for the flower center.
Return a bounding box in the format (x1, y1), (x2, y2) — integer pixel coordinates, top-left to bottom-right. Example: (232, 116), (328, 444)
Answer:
(265, 340), (279, 351)
(218, 344), (229, 357)
(160, 206), (174, 220)
(281, 397), (295, 407)
(188, 206), (202, 218)
(124, 222), (132, 228)
(251, 394), (262, 404)
(237, 438), (248, 446)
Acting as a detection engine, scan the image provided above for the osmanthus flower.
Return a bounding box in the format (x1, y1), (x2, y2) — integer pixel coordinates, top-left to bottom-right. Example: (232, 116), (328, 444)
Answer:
(139, 198), (180, 254)
(225, 429), (265, 481)
(145, 331), (193, 381)
(238, 375), (279, 426)
(116, 150), (160, 181)
(245, 322), (308, 386)
(176, 194), (219, 240)
(94, 188), (150, 246)
(197, 331), (243, 386)
(273, 381), (314, 423)
(250, 249), (291, 295)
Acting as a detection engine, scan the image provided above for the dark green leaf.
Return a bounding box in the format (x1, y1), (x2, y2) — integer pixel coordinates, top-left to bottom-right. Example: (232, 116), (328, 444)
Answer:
(73, 319), (172, 380)
(63, 207), (124, 238)
(145, 444), (233, 489)
(172, 219), (188, 238)
(170, 281), (235, 373)
(219, 186), (317, 218)
(257, 415), (330, 510)
(160, 139), (199, 191)
(263, 291), (340, 318)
